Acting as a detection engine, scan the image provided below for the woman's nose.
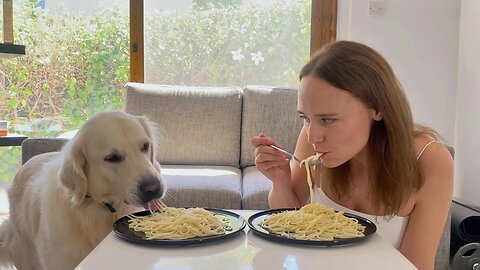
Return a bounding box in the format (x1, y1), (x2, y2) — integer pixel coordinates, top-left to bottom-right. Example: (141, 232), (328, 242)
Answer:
(306, 123), (325, 145)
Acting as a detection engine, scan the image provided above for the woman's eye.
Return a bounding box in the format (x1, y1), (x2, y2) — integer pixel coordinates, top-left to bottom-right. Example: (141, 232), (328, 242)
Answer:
(142, 143), (150, 152)
(104, 154), (123, 163)
(300, 115), (311, 124)
(321, 118), (335, 124)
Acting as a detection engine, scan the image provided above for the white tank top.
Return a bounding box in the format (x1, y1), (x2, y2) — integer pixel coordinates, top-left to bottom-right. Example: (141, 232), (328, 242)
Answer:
(312, 187), (408, 249)
(311, 140), (436, 249)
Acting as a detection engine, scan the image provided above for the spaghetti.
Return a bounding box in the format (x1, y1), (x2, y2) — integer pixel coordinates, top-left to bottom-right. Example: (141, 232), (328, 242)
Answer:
(300, 152), (323, 203)
(260, 203), (365, 241)
(260, 153), (365, 241)
(127, 207), (231, 240)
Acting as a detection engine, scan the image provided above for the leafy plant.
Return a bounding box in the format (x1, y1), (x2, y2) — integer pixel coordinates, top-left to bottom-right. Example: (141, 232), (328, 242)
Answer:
(144, 0), (310, 87)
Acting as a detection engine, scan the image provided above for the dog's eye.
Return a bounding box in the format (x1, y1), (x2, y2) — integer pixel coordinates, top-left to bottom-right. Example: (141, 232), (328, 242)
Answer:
(142, 143), (150, 152)
(104, 154), (123, 163)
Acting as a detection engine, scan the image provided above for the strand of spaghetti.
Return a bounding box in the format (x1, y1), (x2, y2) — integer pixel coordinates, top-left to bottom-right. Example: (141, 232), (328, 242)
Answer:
(300, 153), (322, 204)
(153, 199), (164, 210)
(305, 162), (313, 202)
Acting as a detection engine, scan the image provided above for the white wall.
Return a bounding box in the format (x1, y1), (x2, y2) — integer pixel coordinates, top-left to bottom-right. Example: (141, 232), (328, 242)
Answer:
(338, 0), (480, 206)
(454, 0), (480, 205)
(337, 0), (460, 144)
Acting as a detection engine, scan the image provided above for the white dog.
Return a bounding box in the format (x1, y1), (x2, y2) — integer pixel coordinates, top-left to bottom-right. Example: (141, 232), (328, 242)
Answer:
(0, 111), (165, 270)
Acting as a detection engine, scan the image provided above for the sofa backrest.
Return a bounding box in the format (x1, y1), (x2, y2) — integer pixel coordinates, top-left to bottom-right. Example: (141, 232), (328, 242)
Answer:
(240, 86), (303, 168)
(124, 83), (243, 167)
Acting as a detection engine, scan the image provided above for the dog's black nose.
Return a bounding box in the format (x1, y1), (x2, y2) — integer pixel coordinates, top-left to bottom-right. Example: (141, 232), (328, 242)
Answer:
(138, 177), (161, 204)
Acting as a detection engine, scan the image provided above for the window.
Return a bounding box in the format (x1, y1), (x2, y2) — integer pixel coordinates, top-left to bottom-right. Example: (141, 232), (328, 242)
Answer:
(0, 0), (336, 184)
(143, 0), (310, 88)
(0, 0), (129, 183)
(131, 0), (337, 85)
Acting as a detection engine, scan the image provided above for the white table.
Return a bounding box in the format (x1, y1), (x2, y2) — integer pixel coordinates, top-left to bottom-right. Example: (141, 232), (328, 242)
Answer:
(75, 210), (416, 270)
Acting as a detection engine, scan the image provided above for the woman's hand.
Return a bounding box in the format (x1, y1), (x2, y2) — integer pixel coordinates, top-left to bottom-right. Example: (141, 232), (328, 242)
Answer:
(251, 133), (291, 185)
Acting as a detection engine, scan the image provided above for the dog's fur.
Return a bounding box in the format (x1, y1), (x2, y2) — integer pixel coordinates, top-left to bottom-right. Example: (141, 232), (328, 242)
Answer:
(0, 111), (165, 270)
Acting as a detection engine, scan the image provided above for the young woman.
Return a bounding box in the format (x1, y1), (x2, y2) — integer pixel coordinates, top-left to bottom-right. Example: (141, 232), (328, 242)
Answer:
(251, 40), (453, 270)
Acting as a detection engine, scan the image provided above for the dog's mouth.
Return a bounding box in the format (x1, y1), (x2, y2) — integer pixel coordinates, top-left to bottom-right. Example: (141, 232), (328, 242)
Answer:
(143, 199), (167, 211)
(136, 177), (165, 211)
(122, 197), (165, 212)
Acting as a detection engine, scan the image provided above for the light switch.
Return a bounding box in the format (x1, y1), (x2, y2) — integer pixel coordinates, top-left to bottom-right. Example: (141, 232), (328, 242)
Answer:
(368, 1), (384, 16)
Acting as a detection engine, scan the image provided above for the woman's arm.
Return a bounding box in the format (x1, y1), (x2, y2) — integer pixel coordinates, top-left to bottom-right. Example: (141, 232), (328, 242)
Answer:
(399, 142), (454, 270)
(251, 133), (304, 208)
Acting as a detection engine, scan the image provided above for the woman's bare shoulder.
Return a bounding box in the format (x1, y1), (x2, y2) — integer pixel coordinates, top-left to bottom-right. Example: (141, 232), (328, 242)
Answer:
(413, 135), (453, 197)
(414, 135), (453, 164)
(401, 136), (453, 270)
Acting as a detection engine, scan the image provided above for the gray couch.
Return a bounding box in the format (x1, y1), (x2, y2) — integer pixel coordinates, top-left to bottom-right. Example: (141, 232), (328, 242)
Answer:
(20, 82), (450, 269)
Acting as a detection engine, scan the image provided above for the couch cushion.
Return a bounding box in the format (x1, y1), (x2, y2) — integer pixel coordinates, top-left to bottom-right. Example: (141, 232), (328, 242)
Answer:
(160, 165), (242, 209)
(241, 166), (271, 210)
(125, 83), (242, 167)
(240, 86), (303, 168)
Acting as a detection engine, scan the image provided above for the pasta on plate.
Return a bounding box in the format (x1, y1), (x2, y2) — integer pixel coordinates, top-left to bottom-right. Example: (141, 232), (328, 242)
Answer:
(127, 207), (231, 240)
(260, 203), (366, 241)
(260, 153), (365, 241)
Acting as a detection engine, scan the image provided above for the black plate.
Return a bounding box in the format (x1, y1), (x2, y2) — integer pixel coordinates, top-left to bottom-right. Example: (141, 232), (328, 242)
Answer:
(248, 208), (377, 247)
(114, 208), (246, 246)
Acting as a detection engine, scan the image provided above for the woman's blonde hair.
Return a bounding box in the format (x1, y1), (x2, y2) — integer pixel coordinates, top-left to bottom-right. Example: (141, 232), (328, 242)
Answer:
(300, 40), (439, 216)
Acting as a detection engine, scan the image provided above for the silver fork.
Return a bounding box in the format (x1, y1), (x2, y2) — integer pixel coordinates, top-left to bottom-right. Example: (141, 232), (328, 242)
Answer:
(270, 145), (322, 166)
(270, 145), (302, 163)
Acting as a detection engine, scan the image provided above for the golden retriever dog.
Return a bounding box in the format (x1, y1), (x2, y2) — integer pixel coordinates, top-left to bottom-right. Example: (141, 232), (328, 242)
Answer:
(0, 111), (165, 270)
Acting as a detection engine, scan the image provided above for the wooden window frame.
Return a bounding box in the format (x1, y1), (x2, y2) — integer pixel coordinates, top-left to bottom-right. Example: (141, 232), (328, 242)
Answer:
(129, 0), (337, 83)
(129, 0), (144, 83)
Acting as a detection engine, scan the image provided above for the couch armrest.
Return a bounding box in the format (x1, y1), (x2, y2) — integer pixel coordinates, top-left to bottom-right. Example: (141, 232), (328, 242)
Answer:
(435, 207), (452, 270)
(21, 138), (69, 164)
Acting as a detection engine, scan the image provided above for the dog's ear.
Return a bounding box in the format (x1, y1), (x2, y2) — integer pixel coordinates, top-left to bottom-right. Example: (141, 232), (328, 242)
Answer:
(58, 141), (88, 204)
(136, 115), (160, 166)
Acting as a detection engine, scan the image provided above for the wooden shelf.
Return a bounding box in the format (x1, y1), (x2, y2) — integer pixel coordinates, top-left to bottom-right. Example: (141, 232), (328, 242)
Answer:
(0, 43), (25, 58)
(0, 133), (28, 147)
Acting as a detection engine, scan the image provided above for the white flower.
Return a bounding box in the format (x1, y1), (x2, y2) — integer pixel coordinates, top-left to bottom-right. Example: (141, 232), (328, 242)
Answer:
(38, 57), (51, 65)
(158, 41), (165, 51)
(251, 51), (264, 65)
(231, 48), (244, 61)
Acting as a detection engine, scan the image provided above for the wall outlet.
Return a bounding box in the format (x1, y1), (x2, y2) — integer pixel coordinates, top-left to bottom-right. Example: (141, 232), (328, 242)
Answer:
(368, 1), (384, 16)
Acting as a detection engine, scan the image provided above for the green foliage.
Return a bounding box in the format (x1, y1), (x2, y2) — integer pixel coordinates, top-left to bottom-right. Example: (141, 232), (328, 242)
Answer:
(193, 0), (242, 10)
(0, 3), (129, 133)
(0, 3), (129, 184)
(145, 0), (310, 87)
(0, 148), (21, 184)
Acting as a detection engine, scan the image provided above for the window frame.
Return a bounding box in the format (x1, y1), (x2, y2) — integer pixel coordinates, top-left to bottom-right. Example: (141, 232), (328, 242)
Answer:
(129, 0), (337, 83)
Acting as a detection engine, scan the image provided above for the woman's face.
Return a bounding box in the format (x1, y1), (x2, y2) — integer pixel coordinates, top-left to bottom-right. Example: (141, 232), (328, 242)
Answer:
(298, 75), (379, 168)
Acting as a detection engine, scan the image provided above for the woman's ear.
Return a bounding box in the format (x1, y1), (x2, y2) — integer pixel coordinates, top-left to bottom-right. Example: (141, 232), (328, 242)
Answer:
(58, 140), (88, 204)
(372, 109), (383, 121)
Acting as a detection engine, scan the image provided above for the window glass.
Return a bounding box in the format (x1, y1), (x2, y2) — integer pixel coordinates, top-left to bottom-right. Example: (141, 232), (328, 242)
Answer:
(144, 0), (311, 88)
(0, 0), (128, 184)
